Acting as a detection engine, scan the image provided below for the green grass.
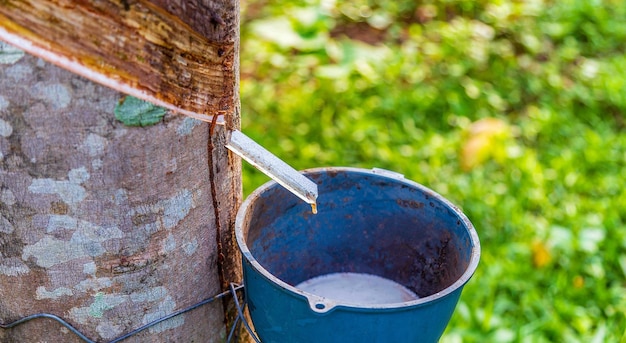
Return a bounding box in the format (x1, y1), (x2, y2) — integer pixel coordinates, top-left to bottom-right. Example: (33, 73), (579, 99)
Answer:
(239, 1), (626, 341)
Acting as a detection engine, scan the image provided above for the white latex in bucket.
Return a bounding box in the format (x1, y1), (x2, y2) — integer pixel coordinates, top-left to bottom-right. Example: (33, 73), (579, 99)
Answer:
(295, 272), (419, 305)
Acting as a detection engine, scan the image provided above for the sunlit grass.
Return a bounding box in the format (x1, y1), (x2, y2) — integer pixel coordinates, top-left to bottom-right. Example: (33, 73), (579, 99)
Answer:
(239, 1), (626, 341)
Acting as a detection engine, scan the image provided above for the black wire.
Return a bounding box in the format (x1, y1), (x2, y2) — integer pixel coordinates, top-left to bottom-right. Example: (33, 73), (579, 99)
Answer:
(229, 283), (262, 343)
(0, 284), (247, 343)
(0, 313), (95, 343)
(227, 303), (243, 342)
(109, 286), (240, 343)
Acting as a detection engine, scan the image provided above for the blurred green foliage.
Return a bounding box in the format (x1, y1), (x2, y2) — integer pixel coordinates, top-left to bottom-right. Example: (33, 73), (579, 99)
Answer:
(239, 0), (626, 341)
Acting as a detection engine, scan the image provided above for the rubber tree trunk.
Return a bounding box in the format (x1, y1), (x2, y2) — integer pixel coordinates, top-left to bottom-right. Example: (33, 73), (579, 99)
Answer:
(0, 26), (241, 343)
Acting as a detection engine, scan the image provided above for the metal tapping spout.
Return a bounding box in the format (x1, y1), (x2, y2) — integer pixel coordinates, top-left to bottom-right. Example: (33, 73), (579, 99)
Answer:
(226, 130), (319, 213)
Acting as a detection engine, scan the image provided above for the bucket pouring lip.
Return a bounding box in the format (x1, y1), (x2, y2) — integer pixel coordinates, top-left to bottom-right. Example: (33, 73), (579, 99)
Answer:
(235, 167), (481, 313)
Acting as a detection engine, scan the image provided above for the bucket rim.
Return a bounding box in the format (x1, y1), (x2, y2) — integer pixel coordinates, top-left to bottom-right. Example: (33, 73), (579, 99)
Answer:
(235, 166), (481, 312)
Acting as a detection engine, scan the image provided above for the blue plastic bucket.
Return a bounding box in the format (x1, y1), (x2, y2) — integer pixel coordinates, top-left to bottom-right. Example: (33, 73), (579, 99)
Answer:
(235, 167), (480, 342)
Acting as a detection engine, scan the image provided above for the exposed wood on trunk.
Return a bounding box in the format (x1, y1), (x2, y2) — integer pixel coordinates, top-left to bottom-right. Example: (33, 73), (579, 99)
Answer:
(0, 0), (238, 123)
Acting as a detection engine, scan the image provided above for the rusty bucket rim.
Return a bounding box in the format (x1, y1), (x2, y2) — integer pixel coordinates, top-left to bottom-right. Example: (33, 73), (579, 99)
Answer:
(235, 166), (481, 313)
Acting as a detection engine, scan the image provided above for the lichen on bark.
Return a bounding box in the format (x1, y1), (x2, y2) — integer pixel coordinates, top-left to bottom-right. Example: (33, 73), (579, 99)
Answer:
(114, 96), (167, 127)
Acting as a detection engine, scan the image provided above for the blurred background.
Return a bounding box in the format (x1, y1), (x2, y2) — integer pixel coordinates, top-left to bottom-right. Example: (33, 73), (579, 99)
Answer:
(238, 0), (626, 342)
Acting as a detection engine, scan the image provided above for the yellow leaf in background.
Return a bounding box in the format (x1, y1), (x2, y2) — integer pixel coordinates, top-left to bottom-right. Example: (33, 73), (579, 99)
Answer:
(468, 117), (509, 136)
(532, 241), (552, 268)
(573, 275), (584, 289)
(460, 117), (511, 171)
(460, 134), (492, 171)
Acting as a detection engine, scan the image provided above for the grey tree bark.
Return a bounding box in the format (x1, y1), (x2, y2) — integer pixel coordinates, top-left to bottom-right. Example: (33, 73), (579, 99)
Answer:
(0, 45), (242, 343)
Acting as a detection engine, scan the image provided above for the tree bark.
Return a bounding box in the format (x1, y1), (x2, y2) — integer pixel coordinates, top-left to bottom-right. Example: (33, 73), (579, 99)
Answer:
(0, 0), (240, 122)
(0, 0), (242, 339)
